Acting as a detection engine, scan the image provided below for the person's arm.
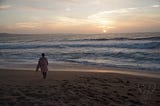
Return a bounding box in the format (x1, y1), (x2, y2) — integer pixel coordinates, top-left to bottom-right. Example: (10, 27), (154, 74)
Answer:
(36, 60), (40, 71)
(46, 58), (48, 65)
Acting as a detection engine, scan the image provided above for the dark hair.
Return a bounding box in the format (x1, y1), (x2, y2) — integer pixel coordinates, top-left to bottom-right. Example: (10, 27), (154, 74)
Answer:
(42, 53), (45, 57)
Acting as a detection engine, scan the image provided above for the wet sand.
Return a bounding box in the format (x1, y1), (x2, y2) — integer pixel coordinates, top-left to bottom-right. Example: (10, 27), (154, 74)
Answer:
(0, 68), (160, 106)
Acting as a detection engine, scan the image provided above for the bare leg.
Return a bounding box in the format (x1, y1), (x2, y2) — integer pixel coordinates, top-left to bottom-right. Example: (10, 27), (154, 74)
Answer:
(43, 72), (47, 79)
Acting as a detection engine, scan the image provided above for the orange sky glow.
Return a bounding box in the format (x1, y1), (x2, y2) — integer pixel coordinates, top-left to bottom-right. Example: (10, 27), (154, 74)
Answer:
(0, 0), (160, 34)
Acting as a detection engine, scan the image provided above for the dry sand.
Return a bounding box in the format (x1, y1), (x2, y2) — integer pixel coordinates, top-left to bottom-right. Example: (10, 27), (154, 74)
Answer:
(0, 68), (160, 106)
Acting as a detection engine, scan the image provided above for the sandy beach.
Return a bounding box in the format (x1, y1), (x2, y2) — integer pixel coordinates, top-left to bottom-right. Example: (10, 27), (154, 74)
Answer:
(0, 67), (160, 106)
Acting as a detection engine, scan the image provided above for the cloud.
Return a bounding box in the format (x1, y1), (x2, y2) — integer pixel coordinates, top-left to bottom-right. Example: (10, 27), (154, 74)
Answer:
(0, 1), (2, 4)
(0, 0), (4, 4)
(7, 18), (100, 34)
(152, 5), (160, 8)
(88, 8), (137, 19)
(91, 0), (101, 5)
(23, 6), (50, 12)
(55, 16), (87, 25)
(61, 0), (79, 3)
(15, 22), (40, 28)
(58, 0), (80, 3)
(65, 7), (71, 11)
(0, 5), (11, 10)
(1, 1), (160, 33)
(87, 8), (138, 28)
(13, 16), (87, 29)
(27, 0), (80, 4)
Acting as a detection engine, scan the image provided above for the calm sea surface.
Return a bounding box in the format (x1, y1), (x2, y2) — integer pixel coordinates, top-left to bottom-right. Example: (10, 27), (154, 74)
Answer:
(0, 32), (160, 72)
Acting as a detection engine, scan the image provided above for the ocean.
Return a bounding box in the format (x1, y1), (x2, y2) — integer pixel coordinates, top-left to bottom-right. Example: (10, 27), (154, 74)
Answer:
(0, 32), (160, 72)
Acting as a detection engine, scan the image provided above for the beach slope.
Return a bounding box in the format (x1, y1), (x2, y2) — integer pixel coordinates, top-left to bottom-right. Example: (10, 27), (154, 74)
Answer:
(0, 69), (160, 106)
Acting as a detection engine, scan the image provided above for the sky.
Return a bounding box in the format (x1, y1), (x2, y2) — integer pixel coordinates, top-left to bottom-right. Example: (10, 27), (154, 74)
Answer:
(0, 0), (160, 34)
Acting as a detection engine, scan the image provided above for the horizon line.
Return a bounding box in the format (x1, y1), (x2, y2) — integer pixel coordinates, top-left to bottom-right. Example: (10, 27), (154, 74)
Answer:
(0, 31), (160, 35)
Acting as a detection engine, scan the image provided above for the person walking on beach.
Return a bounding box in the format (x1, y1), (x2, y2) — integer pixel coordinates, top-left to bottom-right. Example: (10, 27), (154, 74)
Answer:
(36, 53), (48, 79)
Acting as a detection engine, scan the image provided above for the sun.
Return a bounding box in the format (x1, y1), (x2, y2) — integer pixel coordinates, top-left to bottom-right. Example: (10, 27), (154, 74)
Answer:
(103, 29), (106, 33)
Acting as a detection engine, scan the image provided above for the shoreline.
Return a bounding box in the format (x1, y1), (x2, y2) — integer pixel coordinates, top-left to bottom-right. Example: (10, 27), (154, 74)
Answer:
(1, 59), (160, 72)
(0, 63), (160, 78)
